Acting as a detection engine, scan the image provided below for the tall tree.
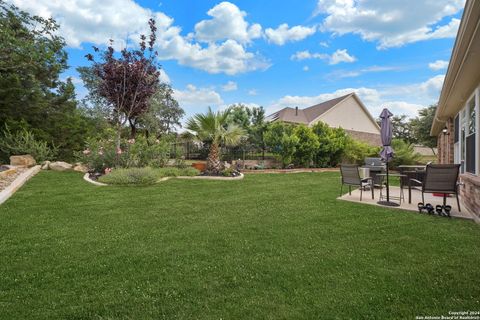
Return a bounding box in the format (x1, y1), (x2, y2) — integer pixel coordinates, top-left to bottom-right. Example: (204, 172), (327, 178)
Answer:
(85, 18), (161, 146)
(0, 2), (92, 161)
(410, 105), (438, 154)
(391, 115), (415, 143)
(138, 83), (184, 137)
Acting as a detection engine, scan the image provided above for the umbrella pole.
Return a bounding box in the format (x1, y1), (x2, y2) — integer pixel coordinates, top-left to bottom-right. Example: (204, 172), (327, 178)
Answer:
(377, 160), (399, 207)
(386, 161), (389, 202)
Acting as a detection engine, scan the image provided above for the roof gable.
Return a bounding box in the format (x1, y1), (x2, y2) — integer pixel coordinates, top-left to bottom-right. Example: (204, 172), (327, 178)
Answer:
(302, 93), (352, 122)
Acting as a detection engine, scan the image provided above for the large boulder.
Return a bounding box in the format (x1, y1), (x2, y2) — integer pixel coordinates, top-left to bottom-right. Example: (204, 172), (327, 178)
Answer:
(49, 161), (73, 171)
(10, 155), (36, 167)
(73, 163), (88, 173)
(41, 161), (51, 170)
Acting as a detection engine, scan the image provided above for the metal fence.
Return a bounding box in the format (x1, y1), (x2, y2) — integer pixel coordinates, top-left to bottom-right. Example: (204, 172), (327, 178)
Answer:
(169, 142), (273, 161)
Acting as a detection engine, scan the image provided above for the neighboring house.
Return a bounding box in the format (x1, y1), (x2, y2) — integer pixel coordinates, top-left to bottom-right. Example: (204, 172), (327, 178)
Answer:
(431, 0), (480, 220)
(266, 93), (381, 145)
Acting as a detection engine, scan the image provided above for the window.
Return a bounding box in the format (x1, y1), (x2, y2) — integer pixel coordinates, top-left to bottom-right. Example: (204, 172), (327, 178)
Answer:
(466, 98), (476, 174)
(455, 95), (478, 175)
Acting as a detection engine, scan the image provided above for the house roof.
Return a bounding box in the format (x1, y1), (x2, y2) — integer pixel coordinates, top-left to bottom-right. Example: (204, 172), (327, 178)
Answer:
(431, 0), (480, 135)
(267, 93), (352, 124)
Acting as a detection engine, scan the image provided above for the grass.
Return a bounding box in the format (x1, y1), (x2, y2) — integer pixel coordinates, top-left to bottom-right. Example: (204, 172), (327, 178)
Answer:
(0, 171), (479, 319)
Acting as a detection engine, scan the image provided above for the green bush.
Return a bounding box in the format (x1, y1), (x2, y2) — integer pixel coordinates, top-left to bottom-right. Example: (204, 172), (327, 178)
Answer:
(98, 167), (158, 185)
(390, 139), (422, 168)
(156, 167), (199, 177)
(0, 125), (57, 162)
(311, 122), (348, 167)
(293, 125), (319, 168)
(342, 138), (380, 165)
(76, 131), (171, 173)
(264, 122), (299, 168)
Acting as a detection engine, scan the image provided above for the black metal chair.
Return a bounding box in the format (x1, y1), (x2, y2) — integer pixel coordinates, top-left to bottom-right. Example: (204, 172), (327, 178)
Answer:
(408, 164), (461, 211)
(340, 164), (374, 201)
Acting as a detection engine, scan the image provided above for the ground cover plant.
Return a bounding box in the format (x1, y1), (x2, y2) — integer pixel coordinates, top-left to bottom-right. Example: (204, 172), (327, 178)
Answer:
(1, 171), (479, 319)
(97, 167), (199, 185)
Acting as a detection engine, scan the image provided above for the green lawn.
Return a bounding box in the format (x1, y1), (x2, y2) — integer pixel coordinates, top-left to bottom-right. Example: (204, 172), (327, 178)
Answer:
(1, 171), (479, 319)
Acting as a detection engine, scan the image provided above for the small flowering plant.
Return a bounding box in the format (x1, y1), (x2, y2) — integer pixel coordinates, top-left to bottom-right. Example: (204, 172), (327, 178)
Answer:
(76, 132), (171, 173)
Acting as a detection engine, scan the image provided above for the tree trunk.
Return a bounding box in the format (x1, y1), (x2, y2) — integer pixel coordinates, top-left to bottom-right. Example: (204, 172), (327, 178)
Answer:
(206, 143), (222, 175)
(129, 119), (137, 139)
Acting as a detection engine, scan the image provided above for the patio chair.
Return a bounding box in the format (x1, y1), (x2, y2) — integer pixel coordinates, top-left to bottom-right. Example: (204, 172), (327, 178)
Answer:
(340, 164), (374, 201)
(408, 164), (461, 211)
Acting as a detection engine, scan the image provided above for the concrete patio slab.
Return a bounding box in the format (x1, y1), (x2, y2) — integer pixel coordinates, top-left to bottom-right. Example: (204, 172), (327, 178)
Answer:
(338, 186), (476, 222)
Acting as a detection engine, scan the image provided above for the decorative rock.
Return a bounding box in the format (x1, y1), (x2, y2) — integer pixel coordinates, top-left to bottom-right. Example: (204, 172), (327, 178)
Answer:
(41, 161), (51, 170)
(49, 161), (73, 171)
(73, 164), (89, 173)
(10, 155), (36, 167)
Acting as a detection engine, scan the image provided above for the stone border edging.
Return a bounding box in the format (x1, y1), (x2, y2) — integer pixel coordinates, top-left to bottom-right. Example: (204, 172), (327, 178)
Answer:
(0, 165), (41, 205)
(83, 173), (108, 186)
(82, 172), (244, 186)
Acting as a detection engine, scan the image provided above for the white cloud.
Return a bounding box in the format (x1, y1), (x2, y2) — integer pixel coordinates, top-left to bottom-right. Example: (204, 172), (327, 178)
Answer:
(248, 89), (258, 96)
(314, 0), (464, 48)
(291, 49), (356, 65)
(270, 75), (445, 117)
(222, 81), (238, 92)
(429, 60), (449, 70)
(303, 66), (310, 72)
(159, 69), (171, 84)
(174, 84), (223, 108)
(7, 0), (269, 75)
(194, 2), (262, 44)
(265, 24), (316, 45)
(326, 65), (402, 79)
(329, 49), (356, 64)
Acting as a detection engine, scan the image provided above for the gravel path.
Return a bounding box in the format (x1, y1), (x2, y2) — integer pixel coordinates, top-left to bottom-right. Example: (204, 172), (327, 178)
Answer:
(0, 167), (28, 192)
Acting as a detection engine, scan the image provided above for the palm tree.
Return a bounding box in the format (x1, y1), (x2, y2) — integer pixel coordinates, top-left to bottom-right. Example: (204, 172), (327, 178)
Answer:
(186, 107), (246, 174)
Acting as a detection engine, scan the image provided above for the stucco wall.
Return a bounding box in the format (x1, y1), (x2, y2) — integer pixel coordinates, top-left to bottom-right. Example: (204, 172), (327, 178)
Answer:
(314, 96), (380, 134)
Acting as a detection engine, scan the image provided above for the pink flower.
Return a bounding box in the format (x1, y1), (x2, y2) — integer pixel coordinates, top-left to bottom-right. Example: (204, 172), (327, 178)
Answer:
(104, 167), (112, 174)
(127, 138), (135, 144)
(82, 149), (91, 155)
(116, 147), (122, 155)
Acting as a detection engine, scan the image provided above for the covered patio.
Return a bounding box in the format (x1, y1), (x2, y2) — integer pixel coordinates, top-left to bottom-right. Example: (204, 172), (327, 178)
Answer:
(338, 186), (476, 221)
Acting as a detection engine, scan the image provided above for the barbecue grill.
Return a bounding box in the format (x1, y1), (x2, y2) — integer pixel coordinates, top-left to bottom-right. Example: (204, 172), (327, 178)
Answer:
(363, 157), (386, 187)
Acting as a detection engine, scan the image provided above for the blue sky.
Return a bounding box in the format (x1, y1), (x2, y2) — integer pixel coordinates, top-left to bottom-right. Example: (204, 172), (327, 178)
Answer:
(9, 0), (465, 122)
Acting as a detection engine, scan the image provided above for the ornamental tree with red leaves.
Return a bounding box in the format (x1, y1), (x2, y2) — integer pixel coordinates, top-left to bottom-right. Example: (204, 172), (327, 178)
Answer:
(85, 19), (160, 145)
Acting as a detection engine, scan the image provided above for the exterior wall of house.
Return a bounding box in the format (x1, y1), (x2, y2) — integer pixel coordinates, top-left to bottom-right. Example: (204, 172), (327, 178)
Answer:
(345, 130), (382, 146)
(437, 118), (454, 164)
(313, 96), (380, 134)
(437, 87), (480, 221)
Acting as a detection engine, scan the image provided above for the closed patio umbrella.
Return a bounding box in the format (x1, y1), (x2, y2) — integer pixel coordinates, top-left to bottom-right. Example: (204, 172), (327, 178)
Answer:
(377, 108), (398, 207)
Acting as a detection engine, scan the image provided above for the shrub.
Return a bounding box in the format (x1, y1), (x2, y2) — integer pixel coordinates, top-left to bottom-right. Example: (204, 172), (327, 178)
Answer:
(0, 125), (57, 162)
(390, 139), (422, 169)
(98, 167), (158, 185)
(342, 138), (380, 165)
(293, 125), (319, 168)
(156, 167), (199, 177)
(311, 122), (348, 167)
(77, 133), (170, 173)
(264, 122), (299, 168)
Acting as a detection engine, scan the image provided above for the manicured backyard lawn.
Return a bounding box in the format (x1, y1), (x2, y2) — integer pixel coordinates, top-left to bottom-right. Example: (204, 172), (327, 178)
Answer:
(1, 171), (479, 319)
